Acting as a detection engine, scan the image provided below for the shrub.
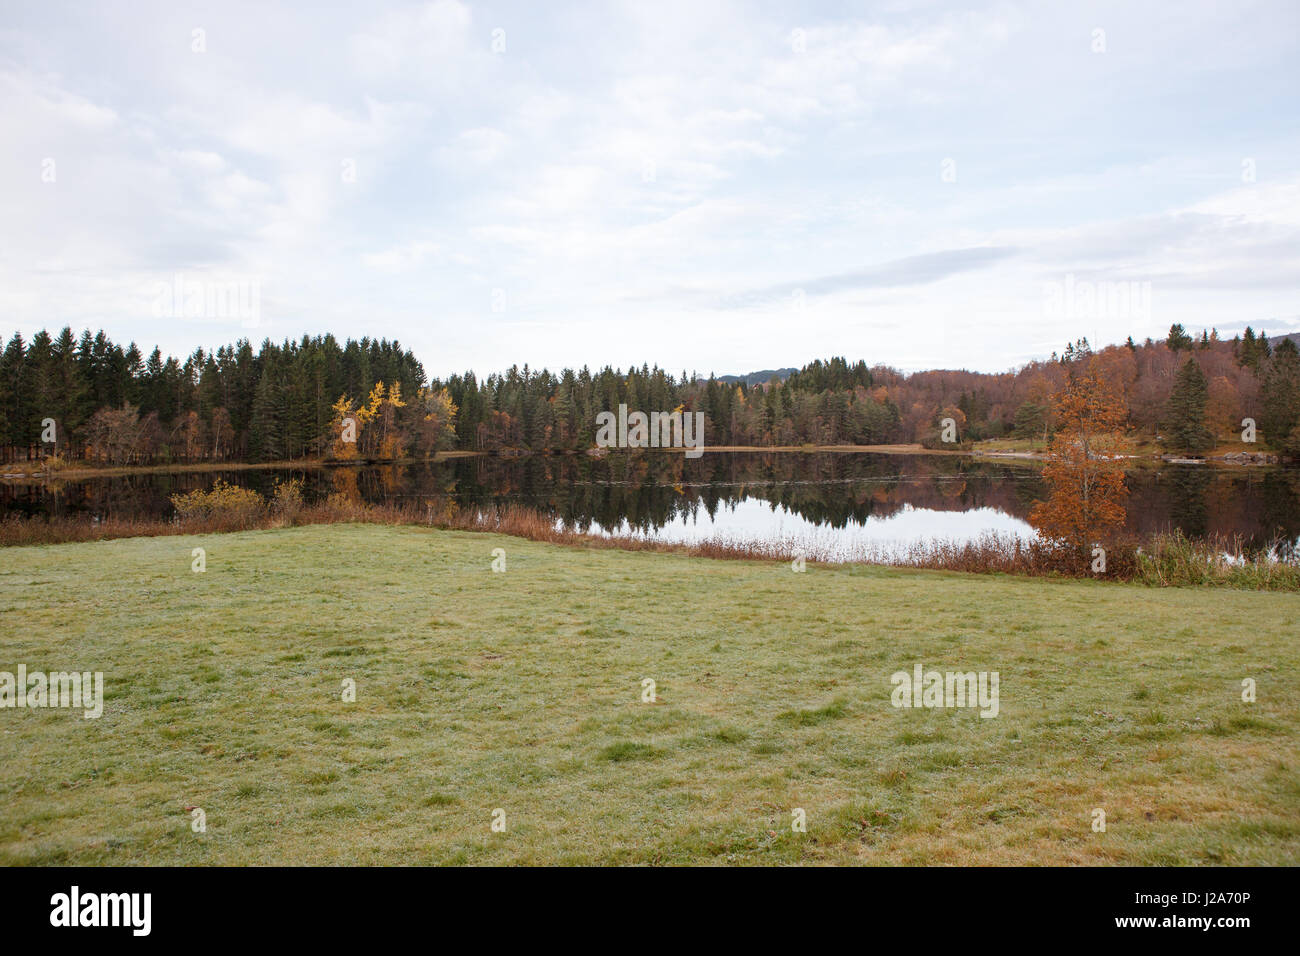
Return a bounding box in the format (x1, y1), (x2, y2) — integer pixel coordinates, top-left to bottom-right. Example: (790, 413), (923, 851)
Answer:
(270, 478), (304, 523)
(169, 479), (266, 529)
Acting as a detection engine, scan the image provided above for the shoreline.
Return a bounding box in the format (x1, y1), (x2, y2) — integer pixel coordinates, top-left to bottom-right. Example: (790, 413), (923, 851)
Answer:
(0, 442), (1284, 483)
(2, 507), (1296, 590)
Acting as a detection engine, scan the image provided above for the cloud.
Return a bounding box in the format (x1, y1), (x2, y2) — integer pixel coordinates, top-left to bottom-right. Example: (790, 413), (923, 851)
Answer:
(0, 0), (1297, 376)
(363, 240), (443, 273)
(722, 246), (1021, 307)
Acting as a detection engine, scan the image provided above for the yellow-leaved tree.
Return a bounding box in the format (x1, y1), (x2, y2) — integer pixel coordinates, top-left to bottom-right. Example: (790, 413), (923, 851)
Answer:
(414, 387), (458, 456)
(328, 395), (360, 460)
(327, 382), (409, 460)
(362, 382), (407, 459)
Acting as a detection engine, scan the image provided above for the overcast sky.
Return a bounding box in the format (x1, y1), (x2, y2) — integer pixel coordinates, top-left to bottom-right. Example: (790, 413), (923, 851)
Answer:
(2, 0), (1298, 377)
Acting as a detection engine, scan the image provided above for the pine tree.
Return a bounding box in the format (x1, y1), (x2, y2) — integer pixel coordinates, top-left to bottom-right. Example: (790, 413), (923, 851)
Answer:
(248, 365), (285, 461)
(0, 333), (24, 458)
(1013, 401), (1049, 440)
(26, 330), (58, 454)
(1166, 323), (1193, 352)
(1238, 326), (1267, 370)
(51, 327), (89, 456)
(123, 343), (145, 405)
(1161, 357), (1215, 454)
(1260, 338), (1300, 455)
(4, 333), (35, 453)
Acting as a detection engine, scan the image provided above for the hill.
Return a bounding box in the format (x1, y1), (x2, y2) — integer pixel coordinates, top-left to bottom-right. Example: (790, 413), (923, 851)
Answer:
(711, 367), (798, 386)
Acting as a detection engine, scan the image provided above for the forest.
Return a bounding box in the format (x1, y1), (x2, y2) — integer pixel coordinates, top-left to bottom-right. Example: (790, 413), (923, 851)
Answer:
(1, 323), (1297, 464)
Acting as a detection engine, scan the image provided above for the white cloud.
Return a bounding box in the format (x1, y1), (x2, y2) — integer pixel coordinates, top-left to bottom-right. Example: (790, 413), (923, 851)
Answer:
(363, 240), (443, 272)
(0, 0), (1297, 376)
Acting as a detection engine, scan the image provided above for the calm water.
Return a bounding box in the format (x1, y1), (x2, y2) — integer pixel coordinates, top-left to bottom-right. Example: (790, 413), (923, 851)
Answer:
(4, 452), (1298, 559)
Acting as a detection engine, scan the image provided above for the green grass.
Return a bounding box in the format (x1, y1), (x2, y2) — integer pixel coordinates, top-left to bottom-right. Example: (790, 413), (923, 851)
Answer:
(0, 523), (1296, 865)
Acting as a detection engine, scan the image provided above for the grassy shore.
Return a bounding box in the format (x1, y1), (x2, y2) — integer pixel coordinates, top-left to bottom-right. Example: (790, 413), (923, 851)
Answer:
(1, 523), (1296, 865)
(972, 436), (1279, 462)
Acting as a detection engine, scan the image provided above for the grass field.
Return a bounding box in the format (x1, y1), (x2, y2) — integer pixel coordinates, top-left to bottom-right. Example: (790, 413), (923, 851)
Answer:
(1, 523), (1296, 865)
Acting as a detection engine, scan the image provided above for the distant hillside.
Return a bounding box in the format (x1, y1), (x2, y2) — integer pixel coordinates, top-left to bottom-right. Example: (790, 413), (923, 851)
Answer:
(1269, 333), (1300, 350)
(712, 368), (798, 386)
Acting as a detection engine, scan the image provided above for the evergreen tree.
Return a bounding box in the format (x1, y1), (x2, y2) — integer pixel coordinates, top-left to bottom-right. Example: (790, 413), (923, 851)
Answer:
(0, 333), (26, 456)
(1166, 323), (1193, 352)
(25, 330), (58, 452)
(1239, 327), (1260, 369)
(1013, 401), (1049, 440)
(123, 343), (145, 405)
(248, 364), (285, 461)
(1161, 357), (1215, 454)
(51, 327), (89, 454)
(1260, 338), (1300, 455)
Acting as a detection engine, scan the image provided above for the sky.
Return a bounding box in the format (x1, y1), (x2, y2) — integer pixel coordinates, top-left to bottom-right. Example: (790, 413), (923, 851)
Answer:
(2, 0), (1298, 378)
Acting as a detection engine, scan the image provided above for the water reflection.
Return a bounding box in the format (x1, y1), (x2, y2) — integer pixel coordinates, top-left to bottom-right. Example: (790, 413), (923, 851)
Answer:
(592, 499), (1038, 561)
(3, 452), (1298, 556)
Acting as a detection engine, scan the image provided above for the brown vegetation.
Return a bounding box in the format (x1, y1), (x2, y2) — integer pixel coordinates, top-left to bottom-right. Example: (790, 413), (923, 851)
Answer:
(1029, 356), (1130, 553)
(4, 487), (1295, 590)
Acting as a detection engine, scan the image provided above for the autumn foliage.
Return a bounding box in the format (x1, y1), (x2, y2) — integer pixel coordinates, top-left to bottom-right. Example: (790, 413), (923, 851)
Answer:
(327, 382), (458, 460)
(1030, 357), (1130, 555)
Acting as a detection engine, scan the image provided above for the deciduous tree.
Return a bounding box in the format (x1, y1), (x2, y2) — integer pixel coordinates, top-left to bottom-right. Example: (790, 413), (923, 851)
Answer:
(1029, 357), (1130, 556)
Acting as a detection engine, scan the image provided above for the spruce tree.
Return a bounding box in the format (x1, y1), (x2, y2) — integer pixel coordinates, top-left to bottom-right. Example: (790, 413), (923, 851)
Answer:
(1239, 327), (1259, 369)
(26, 331), (58, 452)
(1166, 323), (1193, 352)
(5, 334), (33, 447)
(51, 327), (89, 456)
(1161, 357), (1214, 454)
(0, 333), (23, 457)
(248, 365), (285, 461)
(1260, 338), (1300, 455)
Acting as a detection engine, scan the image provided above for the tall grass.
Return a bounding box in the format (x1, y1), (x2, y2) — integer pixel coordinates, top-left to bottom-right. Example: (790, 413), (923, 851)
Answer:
(1134, 529), (1300, 591)
(2, 491), (1296, 590)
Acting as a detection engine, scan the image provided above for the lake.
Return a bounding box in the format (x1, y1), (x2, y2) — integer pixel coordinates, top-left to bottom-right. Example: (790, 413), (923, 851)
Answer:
(3, 452), (1298, 560)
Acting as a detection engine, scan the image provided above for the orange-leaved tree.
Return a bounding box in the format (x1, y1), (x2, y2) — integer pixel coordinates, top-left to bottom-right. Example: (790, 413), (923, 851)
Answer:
(1029, 356), (1130, 557)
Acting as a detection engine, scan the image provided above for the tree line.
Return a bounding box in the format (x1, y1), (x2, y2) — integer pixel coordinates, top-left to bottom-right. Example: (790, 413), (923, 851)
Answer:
(1, 323), (1298, 464)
